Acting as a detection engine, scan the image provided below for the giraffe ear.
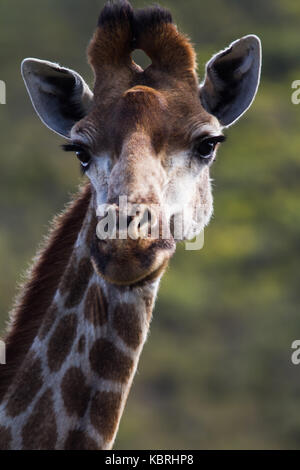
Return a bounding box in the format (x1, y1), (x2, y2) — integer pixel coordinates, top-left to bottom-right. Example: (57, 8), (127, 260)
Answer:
(21, 58), (94, 138)
(200, 35), (261, 127)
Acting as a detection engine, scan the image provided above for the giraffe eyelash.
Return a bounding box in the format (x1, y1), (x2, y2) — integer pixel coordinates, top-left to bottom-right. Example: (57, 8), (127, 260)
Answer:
(61, 143), (85, 153)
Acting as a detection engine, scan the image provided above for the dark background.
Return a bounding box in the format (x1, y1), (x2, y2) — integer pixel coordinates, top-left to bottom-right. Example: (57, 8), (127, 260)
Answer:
(1, 0), (300, 449)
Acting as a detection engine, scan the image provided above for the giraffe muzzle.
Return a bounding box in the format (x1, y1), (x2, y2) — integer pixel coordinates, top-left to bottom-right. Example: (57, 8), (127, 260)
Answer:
(90, 204), (175, 286)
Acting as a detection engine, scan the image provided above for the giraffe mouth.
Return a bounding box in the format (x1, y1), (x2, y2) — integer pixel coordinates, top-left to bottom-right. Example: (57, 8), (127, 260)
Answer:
(90, 236), (175, 286)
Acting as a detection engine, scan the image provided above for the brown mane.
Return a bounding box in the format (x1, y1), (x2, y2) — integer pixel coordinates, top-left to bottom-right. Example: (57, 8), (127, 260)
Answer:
(0, 183), (91, 403)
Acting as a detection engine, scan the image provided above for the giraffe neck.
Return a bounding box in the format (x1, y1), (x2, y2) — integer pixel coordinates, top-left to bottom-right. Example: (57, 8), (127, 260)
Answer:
(0, 186), (161, 450)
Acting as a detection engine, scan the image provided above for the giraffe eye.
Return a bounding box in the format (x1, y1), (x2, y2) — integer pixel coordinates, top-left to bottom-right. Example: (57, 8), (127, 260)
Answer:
(194, 135), (226, 162)
(75, 150), (91, 169)
(62, 143), (91, 172)
(197, 139), (216, 158)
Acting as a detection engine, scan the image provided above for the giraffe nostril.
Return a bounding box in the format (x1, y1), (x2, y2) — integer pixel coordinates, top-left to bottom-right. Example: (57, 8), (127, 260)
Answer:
(97, 203), (159, 241)
(126, 215), (133, 229)
(120, 205), (158, 240)
(139, 208), (150, 229)
(138, 206), (158, 239)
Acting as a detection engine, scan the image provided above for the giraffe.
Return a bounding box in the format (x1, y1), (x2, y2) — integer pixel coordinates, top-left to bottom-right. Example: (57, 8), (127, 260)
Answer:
(0, 1), (261, 450)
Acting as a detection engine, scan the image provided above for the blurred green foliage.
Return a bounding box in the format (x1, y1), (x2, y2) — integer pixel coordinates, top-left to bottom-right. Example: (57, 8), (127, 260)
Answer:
(1, 0), (300, 449)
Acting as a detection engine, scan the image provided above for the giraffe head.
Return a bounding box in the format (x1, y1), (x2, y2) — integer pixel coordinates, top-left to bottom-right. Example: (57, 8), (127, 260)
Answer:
(21, 0), (261, 286)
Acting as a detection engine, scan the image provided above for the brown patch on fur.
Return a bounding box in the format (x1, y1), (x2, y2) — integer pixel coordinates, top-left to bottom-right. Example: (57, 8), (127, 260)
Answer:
(0, 184), (91, 404)
(22, 388), (57, 450)
(38, 304), (58, 340)
(112, 304), (142, 349)
(90, 390), (122, 443)
(6, 353), (43, 417)
(89, 338), (133, 383)
(64, 430), (99, 450)
(47, 314), (78, 372)
(0, 426), (12, 450)
(64, 257), (93, 309)
(77, 334), (86, 354)
(84, 283), (108, 326)
(61, 367), (91, 418)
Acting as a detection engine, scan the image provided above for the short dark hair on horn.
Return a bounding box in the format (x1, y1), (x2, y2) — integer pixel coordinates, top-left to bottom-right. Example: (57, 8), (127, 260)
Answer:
(98, 0), (134, 28)
(133, 4), (173, 36)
